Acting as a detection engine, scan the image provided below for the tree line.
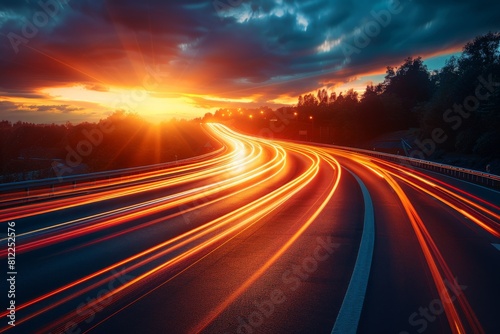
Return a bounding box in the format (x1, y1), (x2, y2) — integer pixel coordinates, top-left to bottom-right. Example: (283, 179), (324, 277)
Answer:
(206, 32), (500, 164)
(0, 112), (217, 183)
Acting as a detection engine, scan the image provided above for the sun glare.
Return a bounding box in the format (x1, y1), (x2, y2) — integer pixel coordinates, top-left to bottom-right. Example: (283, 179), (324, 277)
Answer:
(40, 85), (209, 121)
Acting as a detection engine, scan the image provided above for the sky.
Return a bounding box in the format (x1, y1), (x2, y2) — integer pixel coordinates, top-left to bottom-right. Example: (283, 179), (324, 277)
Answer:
(0, 0), (499, 124)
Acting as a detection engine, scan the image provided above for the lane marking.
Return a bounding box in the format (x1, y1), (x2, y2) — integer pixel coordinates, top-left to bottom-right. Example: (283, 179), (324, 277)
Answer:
(331, 168), (375, 334)
(492, 243), (500, 251)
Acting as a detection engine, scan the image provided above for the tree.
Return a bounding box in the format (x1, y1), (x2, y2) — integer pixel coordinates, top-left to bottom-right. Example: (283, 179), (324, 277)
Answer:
(317, 89), (328, 107)
(298, 93), (319, 118)
(383, 57), (434, 110)
(298, 95), (304, 108)
(459, 32), (500, 73)
(359, 85), (387, 140)
(421, 32), (500, 153)
(329, 92), (337, 105)
(302, 93), (318, 108)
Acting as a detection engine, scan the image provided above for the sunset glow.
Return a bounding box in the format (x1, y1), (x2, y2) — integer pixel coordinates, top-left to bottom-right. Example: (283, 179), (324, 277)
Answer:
(1, 2), (499, 332)
(1, 1), (496, 123)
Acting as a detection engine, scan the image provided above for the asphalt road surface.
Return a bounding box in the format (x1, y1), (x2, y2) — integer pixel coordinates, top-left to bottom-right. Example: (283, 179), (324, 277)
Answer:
(1, 124), (499, 334)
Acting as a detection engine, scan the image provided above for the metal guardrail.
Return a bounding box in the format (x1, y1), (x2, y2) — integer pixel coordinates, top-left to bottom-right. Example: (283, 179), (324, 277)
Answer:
(322, 144), (500, 190)
(283, 138), (499, 189)
(0, 147), (225, 195)
(3, 132), (497, 197)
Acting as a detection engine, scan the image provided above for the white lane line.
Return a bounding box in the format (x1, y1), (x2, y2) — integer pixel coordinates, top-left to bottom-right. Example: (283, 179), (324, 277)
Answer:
(492, 243), (500, 251)
(331, 168), (375, 334)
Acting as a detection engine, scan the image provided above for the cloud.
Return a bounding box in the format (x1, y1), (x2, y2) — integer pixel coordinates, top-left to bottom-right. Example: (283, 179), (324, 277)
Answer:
(84, 83), (109, 92)
(0, 99), (96, 123)
(0, 100), (82, 113)
(23, 104), (84, 113)
(0, 0), (499, 119)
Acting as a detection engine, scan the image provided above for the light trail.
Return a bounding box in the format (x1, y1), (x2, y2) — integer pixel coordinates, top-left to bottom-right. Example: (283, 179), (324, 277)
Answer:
(372, 158), (500, 219)
(191, 142), (341, 333)
(0, 124), (329, 332)
(0, 124), (495, 333)
(321, 147), (490, 333)
(0, 144), (229, 206)
(0, 139), (243, 222)
(18, 126), (327, 332)
(0, 135), (284, 254)
(324, 149), (500, 237)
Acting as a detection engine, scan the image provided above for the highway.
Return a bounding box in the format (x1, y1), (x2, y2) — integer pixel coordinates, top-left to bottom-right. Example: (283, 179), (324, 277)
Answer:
(1, 124), (499, 334)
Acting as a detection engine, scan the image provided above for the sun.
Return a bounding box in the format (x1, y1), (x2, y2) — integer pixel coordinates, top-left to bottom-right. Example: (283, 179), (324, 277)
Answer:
(40, 85), (209, 121)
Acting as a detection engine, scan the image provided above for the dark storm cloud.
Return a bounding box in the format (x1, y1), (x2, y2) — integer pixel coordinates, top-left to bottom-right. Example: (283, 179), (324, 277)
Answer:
(178, 0), (500, 99)
(1, 0), (499, 103)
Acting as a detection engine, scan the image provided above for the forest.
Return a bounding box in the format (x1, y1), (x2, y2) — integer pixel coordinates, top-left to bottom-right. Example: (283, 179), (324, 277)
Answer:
(0, 112), (218, 183)
(206, 32), (500, 173)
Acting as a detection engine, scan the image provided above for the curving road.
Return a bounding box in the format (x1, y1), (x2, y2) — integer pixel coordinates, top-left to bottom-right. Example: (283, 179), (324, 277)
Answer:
(0, 124), (499, 334)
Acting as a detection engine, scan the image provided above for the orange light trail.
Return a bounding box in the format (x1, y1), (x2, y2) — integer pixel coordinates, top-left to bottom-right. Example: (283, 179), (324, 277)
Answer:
(0, 124), (339, 332)
(323, 147), (487, 333)
(367, 158), (500, 238)
(32, 127), (329, 332)
(191, 144), (341, 333)
(0, 125), (493, 333)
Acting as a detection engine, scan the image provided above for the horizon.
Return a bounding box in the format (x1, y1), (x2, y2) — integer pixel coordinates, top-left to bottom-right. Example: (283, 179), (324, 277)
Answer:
(0, 1), (498, 124)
